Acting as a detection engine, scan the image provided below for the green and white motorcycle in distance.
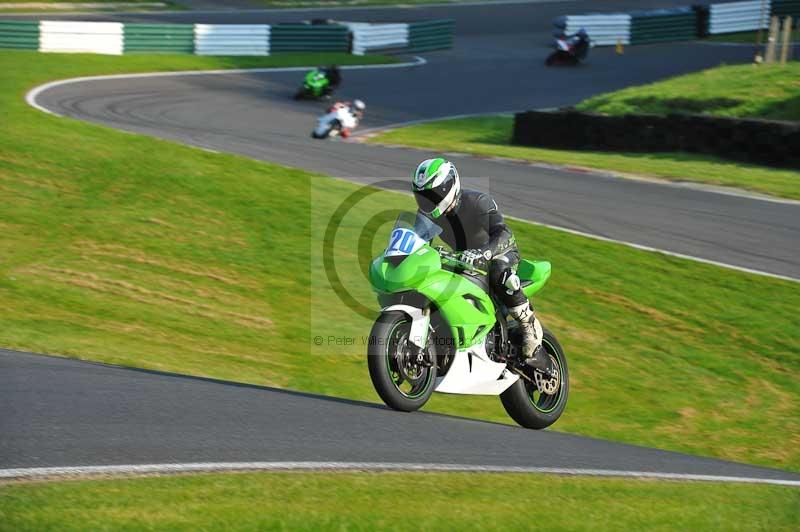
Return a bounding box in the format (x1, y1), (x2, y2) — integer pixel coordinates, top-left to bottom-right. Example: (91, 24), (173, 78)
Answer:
(367, 212), (568, 429)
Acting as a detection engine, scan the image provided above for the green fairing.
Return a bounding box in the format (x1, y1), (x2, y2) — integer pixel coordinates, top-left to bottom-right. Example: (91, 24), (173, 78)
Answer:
(369, 243), (551, 348)
(304, 69), (329, 97)
(518, 259), (551, 299)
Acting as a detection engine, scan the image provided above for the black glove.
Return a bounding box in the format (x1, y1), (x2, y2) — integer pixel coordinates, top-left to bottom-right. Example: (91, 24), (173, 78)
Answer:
(460, 248), (491, 269)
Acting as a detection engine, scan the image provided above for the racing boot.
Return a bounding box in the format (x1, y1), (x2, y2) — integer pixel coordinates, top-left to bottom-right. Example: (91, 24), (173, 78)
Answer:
(509, 301), (555, 377)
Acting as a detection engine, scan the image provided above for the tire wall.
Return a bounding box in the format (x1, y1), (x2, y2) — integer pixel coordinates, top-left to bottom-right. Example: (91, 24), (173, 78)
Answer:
(512, 110), (800, 169)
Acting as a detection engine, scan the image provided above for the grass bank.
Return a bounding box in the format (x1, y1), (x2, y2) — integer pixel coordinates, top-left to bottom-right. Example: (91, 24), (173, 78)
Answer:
(0, 0), (177, 12)
(2, 472), (799, 530)
(1, 50), (798, 470)
(577, 63), (800, 121)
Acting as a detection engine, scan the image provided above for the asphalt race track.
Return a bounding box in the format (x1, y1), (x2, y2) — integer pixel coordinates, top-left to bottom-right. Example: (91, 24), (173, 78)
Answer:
(2, 349), (799, 484)
(29, 25), (800, 279)
(2, 1), (799, 481)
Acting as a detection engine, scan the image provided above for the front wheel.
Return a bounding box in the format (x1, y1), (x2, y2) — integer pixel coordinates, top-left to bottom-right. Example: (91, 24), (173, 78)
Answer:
(368, 312), (437, 412)
(500, 328), (568, 429)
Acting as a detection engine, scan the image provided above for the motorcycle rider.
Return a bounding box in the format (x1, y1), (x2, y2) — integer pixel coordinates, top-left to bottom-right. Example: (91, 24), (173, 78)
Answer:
(332, 99), (365, 137)
(412, 158), (554, 376)
(349, 99), (366, 120)
(323, 65), (341, 90)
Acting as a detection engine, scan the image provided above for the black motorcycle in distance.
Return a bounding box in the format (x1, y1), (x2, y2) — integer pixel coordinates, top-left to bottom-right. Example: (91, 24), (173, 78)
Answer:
(546, 29), (591, 66)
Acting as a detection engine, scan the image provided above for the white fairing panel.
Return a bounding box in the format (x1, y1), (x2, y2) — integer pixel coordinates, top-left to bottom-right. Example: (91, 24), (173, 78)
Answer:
(435, 342), (519, 395)
(382, 305), (429, 348)
(381, 304), (517, 395)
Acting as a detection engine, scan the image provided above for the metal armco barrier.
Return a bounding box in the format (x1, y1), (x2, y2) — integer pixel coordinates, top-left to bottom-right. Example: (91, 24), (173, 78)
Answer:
(708, 0), (770, 34)
(269, 24), (349, 52)
(40, 21), (123, 55)
(123, 23), (194, 54)
(630, 7), (697, 44)
(0, 19), (453, 55)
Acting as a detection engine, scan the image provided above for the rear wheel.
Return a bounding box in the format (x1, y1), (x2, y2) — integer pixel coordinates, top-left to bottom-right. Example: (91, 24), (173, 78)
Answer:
(500, 328), (568, 429)
(368, 312), (437, 412)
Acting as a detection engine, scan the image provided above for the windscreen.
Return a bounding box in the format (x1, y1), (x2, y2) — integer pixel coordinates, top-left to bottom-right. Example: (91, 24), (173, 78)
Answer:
(385, 212), (442, 257)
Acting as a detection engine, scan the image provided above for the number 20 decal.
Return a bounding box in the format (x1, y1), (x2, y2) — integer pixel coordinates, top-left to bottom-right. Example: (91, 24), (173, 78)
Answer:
(388, 229), (416, 254)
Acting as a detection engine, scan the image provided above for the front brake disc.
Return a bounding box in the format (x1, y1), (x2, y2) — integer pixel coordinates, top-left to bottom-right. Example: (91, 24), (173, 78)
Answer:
(534, 354), (560, 395)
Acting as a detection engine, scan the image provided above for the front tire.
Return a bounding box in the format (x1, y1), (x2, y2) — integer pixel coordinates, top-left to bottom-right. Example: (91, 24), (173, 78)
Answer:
(368, 312), (437, 412)
(500, 328), (568, 429)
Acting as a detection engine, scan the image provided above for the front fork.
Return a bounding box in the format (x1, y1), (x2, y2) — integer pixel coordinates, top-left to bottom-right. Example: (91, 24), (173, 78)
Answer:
(382, 304), (432, 366)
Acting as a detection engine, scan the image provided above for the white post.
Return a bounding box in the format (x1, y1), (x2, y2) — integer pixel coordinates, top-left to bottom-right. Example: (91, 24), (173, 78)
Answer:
(765, 15), (780, 64)
(780, 16), (793, 65)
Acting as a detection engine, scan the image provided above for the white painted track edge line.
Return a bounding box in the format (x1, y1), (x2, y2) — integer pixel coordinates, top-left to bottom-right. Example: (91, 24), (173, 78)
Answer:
(325, 174), (800, 283)
(504, 214), (800, 284)
(24, 55), (427, 117)
(2, 462), (798, 486)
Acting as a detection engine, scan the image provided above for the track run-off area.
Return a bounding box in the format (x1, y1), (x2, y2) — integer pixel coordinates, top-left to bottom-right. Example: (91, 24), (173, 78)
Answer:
(1, 0), (799, 484)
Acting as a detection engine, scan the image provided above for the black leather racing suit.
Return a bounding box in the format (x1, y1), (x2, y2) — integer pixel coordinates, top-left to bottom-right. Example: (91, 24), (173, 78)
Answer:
(423, 189), (526, 308)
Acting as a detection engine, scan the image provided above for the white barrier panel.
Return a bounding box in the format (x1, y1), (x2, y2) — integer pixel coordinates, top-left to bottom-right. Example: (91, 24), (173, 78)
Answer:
(40, 20), (123, 55)
(347, 23), (409, 55)
(564, 14), (631, 45)
(709, 0), (771, 34)
(194, 24), (270, 56)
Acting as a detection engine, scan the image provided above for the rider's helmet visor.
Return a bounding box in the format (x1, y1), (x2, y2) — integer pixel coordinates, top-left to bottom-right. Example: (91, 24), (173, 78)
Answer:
(414, 178), (454, 215)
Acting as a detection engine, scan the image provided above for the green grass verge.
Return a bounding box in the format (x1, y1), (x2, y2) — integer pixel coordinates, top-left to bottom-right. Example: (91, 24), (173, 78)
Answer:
(577, 63), (800, 121)
(1, 50), (798, 471)
(368, 115), (800, 199)
(255, 0), (488, 7)
(2, 472), (799, 530)
(0, 0), (178, 13)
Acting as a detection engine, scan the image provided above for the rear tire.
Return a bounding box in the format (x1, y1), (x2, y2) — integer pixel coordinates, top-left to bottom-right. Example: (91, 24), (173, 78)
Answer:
(368, 312), (437, 412)
(500, 328), (568, 429)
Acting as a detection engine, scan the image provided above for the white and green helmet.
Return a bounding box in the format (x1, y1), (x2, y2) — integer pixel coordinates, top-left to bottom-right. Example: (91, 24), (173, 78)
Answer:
(412, 158), (461, 218)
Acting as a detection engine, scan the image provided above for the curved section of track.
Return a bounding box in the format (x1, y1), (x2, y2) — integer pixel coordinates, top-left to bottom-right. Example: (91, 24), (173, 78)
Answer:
(2, 349), (799, 484)
(29, 36), (800, 279)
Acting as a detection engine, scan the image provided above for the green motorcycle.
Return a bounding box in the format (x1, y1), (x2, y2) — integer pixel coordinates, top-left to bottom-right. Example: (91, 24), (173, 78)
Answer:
(368, 212), (569, 429)
(294, 66), (341, 100)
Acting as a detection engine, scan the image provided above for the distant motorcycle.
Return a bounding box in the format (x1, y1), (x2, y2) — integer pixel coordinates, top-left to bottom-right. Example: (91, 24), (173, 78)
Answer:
(546, 28), (591, 66)
(294, 66), (342, 100)
(311, 100), (363, 139)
